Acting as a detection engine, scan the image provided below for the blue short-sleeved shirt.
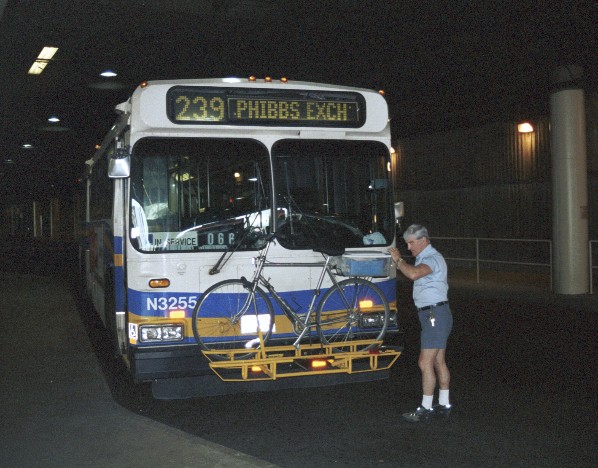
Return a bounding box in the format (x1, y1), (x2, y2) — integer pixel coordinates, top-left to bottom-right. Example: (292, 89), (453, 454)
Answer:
(413, 244), (448, 308)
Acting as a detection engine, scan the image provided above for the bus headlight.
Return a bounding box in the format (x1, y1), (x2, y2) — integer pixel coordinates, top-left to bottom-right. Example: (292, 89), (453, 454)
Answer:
(139, 324), (184, 342)
(359, 311), (398, 328)
(360, 314), (382, 328)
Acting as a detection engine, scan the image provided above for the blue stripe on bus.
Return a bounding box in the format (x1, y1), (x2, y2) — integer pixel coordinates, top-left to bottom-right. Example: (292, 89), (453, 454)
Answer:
(127, 278), (396, 319)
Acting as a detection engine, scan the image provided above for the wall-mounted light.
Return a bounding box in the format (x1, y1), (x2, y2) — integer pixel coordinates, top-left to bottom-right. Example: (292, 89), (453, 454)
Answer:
(517, 122), (534, 133)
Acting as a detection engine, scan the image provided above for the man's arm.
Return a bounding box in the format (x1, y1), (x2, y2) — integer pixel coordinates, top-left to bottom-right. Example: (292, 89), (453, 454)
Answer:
(388, 247), (432, 281)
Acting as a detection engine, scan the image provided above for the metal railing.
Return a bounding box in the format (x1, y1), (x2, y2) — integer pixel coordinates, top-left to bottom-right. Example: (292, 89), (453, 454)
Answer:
(425, 237), (597, 294)
(591, 240), (598, 294)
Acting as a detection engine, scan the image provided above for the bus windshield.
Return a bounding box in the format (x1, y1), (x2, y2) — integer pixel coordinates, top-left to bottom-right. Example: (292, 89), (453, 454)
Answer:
(273, 140), (393, 250)
(130, 138), (393, 252)
(130, 138), (271, 252)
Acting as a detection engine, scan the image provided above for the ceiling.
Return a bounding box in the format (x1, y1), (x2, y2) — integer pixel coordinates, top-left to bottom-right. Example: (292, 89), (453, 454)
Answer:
(0, 0), (595, 202)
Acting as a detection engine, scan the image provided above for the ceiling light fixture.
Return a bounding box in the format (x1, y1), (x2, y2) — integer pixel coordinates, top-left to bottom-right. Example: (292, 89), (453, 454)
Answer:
(28, 46), (59, 75)
(100, 70), (117, 77)
(48, 116), (61, 123)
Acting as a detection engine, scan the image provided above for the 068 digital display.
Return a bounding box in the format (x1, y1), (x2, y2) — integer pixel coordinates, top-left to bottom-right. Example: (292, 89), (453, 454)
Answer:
(166, 86), (365, 127)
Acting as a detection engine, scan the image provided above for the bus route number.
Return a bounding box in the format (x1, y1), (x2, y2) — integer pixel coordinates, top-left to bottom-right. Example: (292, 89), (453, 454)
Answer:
(175, 95), (225, 122)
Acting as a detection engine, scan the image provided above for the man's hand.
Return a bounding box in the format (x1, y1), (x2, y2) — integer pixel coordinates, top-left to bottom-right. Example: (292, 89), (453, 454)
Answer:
(388, 247), (402, 263)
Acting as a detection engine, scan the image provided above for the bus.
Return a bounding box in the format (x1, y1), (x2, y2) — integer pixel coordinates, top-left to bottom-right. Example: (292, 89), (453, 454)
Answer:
(81, 77), (403, 398)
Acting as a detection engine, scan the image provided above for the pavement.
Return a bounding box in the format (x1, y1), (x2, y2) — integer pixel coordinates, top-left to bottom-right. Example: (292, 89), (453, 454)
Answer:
(0, 270), (275, 468)
(0, 242), (596, 467)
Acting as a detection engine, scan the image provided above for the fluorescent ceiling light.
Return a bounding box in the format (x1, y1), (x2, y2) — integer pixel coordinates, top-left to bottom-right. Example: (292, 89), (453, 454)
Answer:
(28, 61), (48, 75)
(28, 46), (58, 75)
(38, 47), (59, 60)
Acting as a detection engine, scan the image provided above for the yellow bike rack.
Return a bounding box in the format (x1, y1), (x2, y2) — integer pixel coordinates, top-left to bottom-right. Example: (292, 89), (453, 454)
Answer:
(202, 335), (401, 382)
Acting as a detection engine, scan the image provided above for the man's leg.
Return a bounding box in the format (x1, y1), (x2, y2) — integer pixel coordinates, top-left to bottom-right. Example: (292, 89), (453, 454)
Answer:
(433, 348), (450, 390)
(402, 349), (439, 422)
(433, 348), (452, 414)
(419, 348), (439, 397)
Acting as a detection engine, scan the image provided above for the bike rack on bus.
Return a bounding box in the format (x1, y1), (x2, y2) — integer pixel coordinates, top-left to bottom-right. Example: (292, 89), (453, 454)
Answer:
(201, 338), (402, 382)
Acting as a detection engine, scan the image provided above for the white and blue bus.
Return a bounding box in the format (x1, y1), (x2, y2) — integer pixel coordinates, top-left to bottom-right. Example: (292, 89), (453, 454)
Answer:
(81, 77), (402, 397)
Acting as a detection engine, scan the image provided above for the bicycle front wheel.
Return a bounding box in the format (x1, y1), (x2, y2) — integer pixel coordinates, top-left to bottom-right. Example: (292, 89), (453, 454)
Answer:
(192, 279), (274, 361)
(316, 278), (390, 352)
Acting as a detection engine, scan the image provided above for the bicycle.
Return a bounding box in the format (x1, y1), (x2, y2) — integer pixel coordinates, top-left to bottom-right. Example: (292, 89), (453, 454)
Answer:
(191, 232), (390, 360)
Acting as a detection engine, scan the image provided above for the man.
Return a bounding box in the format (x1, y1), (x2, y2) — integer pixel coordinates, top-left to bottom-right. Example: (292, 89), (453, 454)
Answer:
(389, 224), (453, 422)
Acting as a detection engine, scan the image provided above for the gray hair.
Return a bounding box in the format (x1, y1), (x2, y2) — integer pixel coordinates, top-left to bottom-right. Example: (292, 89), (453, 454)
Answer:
(402, 224), (429, 241)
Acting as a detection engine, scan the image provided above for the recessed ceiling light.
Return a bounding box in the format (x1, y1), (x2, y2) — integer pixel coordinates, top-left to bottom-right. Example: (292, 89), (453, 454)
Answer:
(100, 70), (117, 77)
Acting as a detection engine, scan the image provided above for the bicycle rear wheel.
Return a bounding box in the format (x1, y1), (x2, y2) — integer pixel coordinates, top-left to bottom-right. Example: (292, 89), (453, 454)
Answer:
(316, 278), (389, 352)
(192, 279), (274, 360)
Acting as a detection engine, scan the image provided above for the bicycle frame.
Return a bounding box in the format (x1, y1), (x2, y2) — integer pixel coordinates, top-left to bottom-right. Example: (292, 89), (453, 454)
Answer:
(244, 238), (348, 348)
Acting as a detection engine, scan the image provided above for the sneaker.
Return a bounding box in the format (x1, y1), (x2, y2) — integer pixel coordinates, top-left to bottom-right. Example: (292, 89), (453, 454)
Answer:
(402, 406), (434, 423)
(432, 404), (452, 418)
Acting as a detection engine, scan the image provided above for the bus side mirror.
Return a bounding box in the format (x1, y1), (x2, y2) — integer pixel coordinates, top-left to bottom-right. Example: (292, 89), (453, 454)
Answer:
(394, 201), (404, 220)
(108, 148), (130, 178)
(394, 201), (405, 233)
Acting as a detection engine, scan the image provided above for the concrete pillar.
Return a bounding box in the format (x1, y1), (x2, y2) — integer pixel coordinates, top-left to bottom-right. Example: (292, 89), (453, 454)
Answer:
(550, 65), (589, 294)
(33, 201), (42, 238)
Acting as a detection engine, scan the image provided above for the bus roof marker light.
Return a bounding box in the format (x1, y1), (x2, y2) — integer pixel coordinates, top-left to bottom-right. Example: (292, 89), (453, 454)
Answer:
(248, 76), (257, 82)
(264, 76), (272, 82)
(280, 77), (288, 83)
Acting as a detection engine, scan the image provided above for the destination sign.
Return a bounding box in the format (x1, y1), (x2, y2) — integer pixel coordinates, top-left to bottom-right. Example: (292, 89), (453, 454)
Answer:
(167, 86), (365, 127)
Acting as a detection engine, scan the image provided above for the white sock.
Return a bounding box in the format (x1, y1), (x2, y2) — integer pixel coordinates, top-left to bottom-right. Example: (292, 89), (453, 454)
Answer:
(439, 389), (450, 406)
(421, 395), (433, 410)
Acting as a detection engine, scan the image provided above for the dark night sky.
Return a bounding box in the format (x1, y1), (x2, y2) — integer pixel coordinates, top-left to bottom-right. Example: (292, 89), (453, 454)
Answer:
(0, 0), (595, 199)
